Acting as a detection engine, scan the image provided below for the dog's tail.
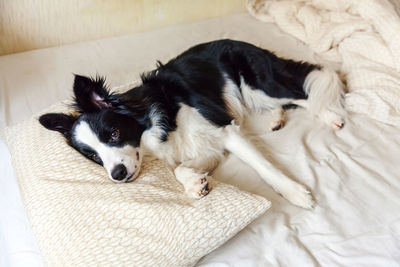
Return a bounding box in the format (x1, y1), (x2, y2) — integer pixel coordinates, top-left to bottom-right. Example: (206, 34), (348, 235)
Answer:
(303, 67), (345, 116)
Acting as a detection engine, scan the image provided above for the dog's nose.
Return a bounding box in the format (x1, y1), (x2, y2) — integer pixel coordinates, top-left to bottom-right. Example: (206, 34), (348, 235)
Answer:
(111, 164), (127, 181)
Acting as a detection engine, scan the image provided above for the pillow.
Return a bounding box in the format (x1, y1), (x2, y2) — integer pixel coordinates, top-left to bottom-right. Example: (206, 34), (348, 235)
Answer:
(1, 101), (271, 266)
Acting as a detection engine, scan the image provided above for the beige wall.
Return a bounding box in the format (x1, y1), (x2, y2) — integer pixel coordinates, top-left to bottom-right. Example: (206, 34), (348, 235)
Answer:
(0, 0), (246, 56)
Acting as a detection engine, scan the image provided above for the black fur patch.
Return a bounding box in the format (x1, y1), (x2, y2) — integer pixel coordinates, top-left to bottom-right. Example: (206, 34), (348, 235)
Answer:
(113, 39), (317, 140)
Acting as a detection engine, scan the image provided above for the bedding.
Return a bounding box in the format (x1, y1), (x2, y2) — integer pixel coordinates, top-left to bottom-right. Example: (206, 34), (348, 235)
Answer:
(247, 0), (400, 127)
(1, 12), (400, 267)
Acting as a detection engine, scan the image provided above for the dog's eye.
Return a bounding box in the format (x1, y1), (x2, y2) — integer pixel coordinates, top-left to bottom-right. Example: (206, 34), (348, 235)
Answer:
(91, 153), (100, 162)
(110, 129), (120, 142)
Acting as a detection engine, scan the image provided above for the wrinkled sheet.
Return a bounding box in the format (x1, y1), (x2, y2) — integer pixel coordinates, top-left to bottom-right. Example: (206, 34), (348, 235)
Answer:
(199, 109), (400, 267)
(1, 12), (400, 267)
(247, 0), (400, 127)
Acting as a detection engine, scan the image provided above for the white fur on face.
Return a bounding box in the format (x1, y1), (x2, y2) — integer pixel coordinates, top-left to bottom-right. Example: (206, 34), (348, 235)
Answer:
(73, 121), (142, 182)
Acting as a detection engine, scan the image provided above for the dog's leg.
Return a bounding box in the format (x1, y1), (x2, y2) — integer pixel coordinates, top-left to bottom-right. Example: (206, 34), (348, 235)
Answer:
(303, 68), (346, 129)
(174, 158), (218, 199)
(269, 107), (286, 131)
(223, 125), (314, 209)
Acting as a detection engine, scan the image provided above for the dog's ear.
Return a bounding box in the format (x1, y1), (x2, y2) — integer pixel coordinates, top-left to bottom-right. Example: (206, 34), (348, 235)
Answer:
(73, 74), (112, 113)
(39, 113), (77, 137)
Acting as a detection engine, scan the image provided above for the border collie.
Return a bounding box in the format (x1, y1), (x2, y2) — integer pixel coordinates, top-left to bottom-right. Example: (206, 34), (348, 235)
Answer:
(39, 39), (345, 209)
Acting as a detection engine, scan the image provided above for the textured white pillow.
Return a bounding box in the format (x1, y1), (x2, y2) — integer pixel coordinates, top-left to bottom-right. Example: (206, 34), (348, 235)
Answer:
(1, 102), (271, 266)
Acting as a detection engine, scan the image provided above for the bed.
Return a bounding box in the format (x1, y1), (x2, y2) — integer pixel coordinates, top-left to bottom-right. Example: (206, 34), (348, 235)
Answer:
(1, 11), (400, 266)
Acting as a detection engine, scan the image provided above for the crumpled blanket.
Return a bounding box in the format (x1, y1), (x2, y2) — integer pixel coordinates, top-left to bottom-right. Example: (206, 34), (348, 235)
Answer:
(247, 0), (400, 126)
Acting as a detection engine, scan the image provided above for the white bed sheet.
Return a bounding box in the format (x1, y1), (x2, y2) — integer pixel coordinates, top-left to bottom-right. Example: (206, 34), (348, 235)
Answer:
(0, 140), (43, 267)
(1, 12), (400, 267)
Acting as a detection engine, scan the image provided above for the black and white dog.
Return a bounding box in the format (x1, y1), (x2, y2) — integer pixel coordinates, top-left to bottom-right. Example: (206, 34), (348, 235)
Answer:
(39, 39), (345, 209)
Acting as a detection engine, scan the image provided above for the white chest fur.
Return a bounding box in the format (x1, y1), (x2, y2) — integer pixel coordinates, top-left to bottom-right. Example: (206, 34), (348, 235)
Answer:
(141, 104), (226, 168)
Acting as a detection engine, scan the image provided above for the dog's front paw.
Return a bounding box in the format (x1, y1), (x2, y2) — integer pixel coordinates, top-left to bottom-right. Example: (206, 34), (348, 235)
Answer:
(280, 183), (314, 209)
(186, 174), (210, 199)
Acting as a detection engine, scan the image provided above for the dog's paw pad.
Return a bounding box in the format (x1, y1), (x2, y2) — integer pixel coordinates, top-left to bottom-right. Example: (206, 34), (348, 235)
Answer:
(187, 175), (210, 199)
(270, 119), (285, 131)
(320, 110), (345, 130)
(197, 183), (210, 198)
(332, 118), (345, 129)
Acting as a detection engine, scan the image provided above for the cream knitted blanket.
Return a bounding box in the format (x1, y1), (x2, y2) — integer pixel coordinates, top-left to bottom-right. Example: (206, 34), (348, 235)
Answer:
(247, 0), (400, 126)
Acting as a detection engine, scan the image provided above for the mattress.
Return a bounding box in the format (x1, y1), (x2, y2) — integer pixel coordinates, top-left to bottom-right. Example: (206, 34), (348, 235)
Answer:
(1, 13), (400, 266)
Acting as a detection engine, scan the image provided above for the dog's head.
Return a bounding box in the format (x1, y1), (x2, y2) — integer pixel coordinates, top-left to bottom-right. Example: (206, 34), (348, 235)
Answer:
(39, 75), (146, 183)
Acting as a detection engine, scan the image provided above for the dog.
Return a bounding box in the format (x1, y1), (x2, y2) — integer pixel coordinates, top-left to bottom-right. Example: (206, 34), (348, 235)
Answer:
(39, 39), (345, 209)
